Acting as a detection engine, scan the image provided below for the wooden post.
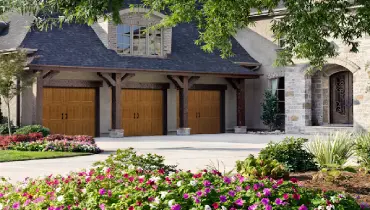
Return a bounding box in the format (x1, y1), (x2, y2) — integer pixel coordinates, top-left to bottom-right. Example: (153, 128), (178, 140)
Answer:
(35, 72), (43, 124)
(236, 79), (246, 126)
(179, 76), (189, 128)
(111, 73), (122, 129)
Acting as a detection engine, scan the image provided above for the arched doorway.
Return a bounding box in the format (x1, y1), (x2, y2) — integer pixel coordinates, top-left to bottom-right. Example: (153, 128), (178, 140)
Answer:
(330, 71), (353, 124)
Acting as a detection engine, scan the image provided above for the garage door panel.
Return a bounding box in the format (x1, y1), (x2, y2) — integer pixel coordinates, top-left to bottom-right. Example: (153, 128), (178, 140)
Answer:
(43, 88), (96, 137)
(122, 89), (163, 136)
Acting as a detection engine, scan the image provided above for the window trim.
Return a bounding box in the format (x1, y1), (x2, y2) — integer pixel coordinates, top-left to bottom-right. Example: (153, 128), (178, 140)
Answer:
(116, 24), (164, 57)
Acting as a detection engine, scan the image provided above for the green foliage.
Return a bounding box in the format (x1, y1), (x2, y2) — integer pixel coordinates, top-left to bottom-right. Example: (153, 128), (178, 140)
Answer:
(259, 137), (318, 172)
(0, 122), (16, 135)
(14, 125), (50, 137)
(260, 90), (279, 131)
(0, 50), (36, 135)
(0, 150), (91, 162)
(354, 133), (370, 169)
(306, 132), (355, 168)
(93, 148), (177, 174)
(3, 0), (370, 71)
(235, 154), (288, 179)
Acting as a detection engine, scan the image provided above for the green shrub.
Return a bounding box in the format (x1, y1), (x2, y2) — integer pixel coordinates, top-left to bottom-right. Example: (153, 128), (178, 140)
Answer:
(261, 90), (280, 131)
(14, 124), (50, 137)
(259, 137), (318, 172)
(235, 154), (289, 179)
(0, 123), (16, 135)
(306, 132), (355, 168)
(94, 148), (177, 174)
(355, 133), (370, 169)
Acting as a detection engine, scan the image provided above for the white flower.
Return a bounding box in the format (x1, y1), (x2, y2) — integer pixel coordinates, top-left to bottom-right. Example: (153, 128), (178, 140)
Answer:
(150, 176), (161, 183)
(56, 187), (61, 193)
(221, 206), (227, 210)
(168, 199), (175, 207)
(204, 205), (212, 210)
(149, 204), (157, 209)
(177, 181), (182, 187)
(128, 165), (135, 170)
(154, 197), (160, 204)
(81, 188), (87, 194)
(102, 167), (109, 172)
(168, 172), (175, 176)
(190, 180), (197, 186)
(318, 206), (324, 210)
(326, 205), (335, 210)
(137, 167), (143, 171)
(160, 191), (168, 199)
(330, 196), (337, 203)
(57, 195), (64, 202)
(0, 203), (3, 210)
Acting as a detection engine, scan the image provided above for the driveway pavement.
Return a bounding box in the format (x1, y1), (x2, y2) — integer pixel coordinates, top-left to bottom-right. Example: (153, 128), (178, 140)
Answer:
(0, 134), (310, 184)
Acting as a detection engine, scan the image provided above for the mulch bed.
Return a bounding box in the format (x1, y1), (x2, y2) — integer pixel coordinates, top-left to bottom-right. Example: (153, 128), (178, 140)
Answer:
(291, 171), (370, 204)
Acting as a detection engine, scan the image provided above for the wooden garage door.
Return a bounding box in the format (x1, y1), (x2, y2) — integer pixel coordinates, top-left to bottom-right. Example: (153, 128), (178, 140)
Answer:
(122, 89), (163, 136)
(43, 88), (96, 136)
(177, 90), (220, 134)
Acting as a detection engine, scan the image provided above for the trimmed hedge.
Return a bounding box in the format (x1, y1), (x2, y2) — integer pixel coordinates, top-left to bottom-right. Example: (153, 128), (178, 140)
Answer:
(14, 125), (50, 137)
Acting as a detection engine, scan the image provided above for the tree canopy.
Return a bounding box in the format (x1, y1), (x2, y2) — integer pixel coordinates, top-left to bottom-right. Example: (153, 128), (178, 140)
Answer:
(1, 0), (370, 69)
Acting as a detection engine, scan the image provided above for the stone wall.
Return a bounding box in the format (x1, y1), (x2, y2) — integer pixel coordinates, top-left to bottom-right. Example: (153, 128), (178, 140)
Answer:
(284, 65), (312, 133)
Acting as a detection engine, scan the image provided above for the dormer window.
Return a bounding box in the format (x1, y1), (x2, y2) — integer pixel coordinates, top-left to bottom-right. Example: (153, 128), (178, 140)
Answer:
(116, 24), (163, 56)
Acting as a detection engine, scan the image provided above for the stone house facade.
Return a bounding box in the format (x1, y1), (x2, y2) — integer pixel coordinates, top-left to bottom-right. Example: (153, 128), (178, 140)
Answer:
(236, 9), (370, 134)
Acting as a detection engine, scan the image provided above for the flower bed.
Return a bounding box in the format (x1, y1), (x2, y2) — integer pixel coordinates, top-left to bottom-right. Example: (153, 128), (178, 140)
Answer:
(7, 140), (101, 154)
(0, 149), (366, 210)
(0, 133), (100, 153)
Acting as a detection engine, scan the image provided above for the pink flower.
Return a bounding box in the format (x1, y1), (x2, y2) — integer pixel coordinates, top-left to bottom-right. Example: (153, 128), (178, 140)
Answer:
(203, 180), (211, 187)
(248, 204), (258, 210)
(99, 188), (106, 195)
(265, 205), (272, 210)
(223, 177), (231, 184)
(293, 193), (301, 200)
(263, 188), (271, 197)
(290, 178), (298, 183)
(23, 199), (31, 207)
(261, 198), (269, 206)
(12, 202), (20, 209)
(171, 204), (181, 210)
(183, 194), (189, 199)
(283, 194), (289, 200)
(99, 203), (105, 210)
(298, 205), (307, 210)
(220, 195), (227, 203)
(235, 198), (244, 206)
(228, 190), (236, 197)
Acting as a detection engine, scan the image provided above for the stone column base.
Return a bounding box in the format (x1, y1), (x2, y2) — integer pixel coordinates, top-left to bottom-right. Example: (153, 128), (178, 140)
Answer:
(109, 129), (124, 138)
(234, 126), (247, 134)
(177, 128), (191, 135)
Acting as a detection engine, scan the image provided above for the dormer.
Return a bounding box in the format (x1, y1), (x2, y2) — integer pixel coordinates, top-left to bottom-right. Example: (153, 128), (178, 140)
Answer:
(107, 8), (172, 57)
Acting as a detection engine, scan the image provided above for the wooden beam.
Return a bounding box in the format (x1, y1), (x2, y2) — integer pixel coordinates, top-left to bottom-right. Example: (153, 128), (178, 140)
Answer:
(35, 72), (43, 124)
(121, 73), (135, 82)
(111, 73), (122, 129)
(225, 78), (241, 90)
(179, 76), (189, 128)
(97, 73), (116, 86)
(236, 79), (246, 126)
(188, 76), (200, 88)
(167, 75), (184, 89)
(42, 70), (59, 80)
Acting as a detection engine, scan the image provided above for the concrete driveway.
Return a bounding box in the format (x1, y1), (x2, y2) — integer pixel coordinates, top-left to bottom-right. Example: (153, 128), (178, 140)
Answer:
(0, 134), (309, 183)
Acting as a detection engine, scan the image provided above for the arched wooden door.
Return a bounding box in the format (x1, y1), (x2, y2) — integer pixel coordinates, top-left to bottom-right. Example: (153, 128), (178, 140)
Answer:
(330, 71), (353, 124)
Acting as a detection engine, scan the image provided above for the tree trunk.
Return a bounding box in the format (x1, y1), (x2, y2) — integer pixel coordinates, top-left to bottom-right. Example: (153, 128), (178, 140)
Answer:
(7, 102), (11, 135)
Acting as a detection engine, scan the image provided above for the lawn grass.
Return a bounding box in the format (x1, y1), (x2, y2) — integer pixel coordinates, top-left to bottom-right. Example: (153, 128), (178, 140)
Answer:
(0, 150), (92, 162)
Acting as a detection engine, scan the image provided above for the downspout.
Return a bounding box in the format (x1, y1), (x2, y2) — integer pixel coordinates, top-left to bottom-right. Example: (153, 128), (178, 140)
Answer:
(16, 79), (20, 127)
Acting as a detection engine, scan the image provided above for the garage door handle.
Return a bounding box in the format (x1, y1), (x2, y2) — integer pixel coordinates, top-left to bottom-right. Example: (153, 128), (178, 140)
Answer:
(134, 113), (136, 119)
(62, 113), (64, 119)
(137, 113), (139, 119)
(66, 113), (68, 119)
(198, 112), (200, 118)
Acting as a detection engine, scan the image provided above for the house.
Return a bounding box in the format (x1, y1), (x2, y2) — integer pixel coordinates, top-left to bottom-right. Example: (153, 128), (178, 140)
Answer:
(0, 9), (261, 137)
(1, 2), (369, 137)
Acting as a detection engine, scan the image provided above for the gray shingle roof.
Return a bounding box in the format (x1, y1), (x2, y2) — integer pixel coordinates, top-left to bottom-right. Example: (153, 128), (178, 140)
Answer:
(0, 12), (34, 50)
(21, 23), (260, 75)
